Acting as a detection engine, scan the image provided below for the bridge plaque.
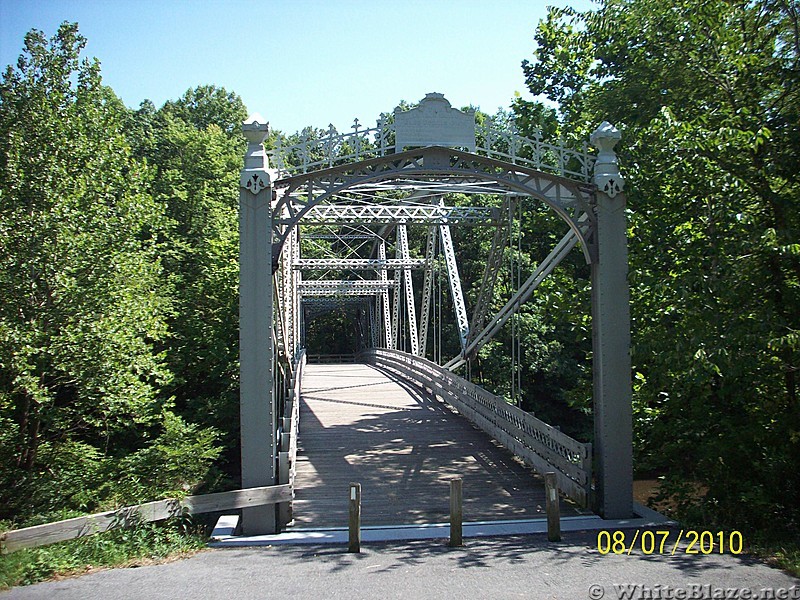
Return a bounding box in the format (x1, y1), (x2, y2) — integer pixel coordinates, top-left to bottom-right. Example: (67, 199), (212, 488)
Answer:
(394, 93), (476, 151)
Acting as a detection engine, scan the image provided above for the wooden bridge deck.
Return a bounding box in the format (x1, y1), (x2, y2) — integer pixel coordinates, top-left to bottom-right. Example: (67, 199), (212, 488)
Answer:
(291, 363), (585, 528)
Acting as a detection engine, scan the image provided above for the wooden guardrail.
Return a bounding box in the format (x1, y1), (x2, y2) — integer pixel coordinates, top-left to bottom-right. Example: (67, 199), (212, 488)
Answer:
(278, 348), (306, 527)
(360, 348), (592, 507)
(0, 484), (292, 554)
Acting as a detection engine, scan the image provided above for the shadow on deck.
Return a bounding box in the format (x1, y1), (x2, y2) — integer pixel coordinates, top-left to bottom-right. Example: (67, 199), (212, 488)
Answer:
(290, 363), (587, 529)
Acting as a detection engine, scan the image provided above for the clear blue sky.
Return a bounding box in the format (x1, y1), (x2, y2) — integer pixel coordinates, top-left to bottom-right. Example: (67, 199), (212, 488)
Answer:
(1, 0), (594, 134)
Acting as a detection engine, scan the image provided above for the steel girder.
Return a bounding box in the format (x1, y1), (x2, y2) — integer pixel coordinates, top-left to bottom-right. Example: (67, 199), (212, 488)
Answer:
(286, 204), (498, 227)
(396, 224), (420, 356)
(302, 234), (380, 240)
(438, 221), (469, 353)
(294, 258), (427, 270)
(290, 226), (300, 356)
(417, 226), (438, 358)
(391, 243), (402, 350)
(299, 280), (396, 296)
(378, 241), (393, 348)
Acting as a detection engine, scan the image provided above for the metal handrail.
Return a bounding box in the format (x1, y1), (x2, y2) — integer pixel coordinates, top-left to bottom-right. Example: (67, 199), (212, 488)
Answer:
(269, 119), (594, 182)
(360, 348), (592, 507)
(278, 348), (306, 527)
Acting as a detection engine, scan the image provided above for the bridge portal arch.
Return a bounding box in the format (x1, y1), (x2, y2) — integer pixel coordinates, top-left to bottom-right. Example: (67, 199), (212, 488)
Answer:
(237, 95), (632, 534)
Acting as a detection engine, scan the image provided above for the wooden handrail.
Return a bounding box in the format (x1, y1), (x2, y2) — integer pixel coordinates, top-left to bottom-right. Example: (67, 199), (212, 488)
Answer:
(1, 484), (292, 554)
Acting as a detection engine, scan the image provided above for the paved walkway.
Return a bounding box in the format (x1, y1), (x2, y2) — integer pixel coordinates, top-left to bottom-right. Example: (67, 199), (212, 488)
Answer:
(5, 532), (797, 599)
(291, 363), (585, 529)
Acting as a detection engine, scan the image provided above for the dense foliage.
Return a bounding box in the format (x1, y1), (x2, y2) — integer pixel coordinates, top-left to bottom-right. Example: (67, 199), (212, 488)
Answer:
(0, 24), (226, 525)
(517, 0), (799, 536)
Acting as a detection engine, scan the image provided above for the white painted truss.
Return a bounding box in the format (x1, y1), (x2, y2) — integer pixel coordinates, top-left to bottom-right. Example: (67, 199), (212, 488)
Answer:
(294, 258), (427, 270)
(280, 204), (498, 227)
(269, 147), (596, 267)
(299, 279), (397, 296)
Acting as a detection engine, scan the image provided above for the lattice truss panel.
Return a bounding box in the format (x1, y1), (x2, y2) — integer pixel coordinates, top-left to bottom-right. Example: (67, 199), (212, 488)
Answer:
(271, 146), (597, 368)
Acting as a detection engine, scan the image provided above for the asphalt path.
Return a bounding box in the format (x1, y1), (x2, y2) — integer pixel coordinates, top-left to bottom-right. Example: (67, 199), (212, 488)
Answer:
(4, 531), (798, 600)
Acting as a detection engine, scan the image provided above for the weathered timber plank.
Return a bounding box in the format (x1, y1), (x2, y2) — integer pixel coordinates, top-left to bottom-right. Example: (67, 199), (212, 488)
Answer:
(1, 485), (291, 553)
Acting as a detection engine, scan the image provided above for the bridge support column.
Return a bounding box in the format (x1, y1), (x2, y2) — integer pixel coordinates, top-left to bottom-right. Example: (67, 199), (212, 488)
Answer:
(590, 122), (633, 519)
(239, 115), (277, 534)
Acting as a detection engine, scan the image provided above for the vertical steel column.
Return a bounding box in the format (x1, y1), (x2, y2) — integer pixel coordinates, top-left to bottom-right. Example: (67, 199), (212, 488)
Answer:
(290, 225), (301, 355)
(378, 240), (392, 348)
(391, 237), (402, 350)
(370, 298), (379, 348)
(418, 226), (437, 358)
(397, 224), (419, 356)
(239, 115), (277, 534)
(280, 215), (292, 356)
(590, 122), (633, 519)
(439, 222), (469, 353)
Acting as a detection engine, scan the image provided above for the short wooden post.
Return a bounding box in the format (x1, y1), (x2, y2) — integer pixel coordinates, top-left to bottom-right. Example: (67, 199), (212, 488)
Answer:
(449, 477), (463, 547)
(348, 482), (361, 553)
(544, 472), (561, 542)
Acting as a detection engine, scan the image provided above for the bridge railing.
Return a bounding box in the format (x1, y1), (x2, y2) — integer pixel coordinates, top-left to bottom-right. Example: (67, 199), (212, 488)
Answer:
(269, 118), (594, 182)
(360, 348), (592, 507)
(278, 348), (306, 527)
(306, 353), (357, 364)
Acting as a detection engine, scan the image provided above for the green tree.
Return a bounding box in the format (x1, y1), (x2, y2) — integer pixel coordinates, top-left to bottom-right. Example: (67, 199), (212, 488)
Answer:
(519, 0), (799, 534)
(131, 86), (247, 477)
(0, 24), (220, 521)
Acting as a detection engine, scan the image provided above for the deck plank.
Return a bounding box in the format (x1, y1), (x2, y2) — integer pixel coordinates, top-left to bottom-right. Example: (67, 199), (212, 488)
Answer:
(291, 363), (585, 528)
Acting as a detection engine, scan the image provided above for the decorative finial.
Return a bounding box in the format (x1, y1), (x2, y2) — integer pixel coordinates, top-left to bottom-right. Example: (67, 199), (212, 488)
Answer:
(590, 121), (624, 198)
(241, 113), (271, 193)
(242, 113), (269, 145)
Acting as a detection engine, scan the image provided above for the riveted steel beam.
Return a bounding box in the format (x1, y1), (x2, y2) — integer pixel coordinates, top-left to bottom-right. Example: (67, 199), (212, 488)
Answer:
(299, 280), (397, 296)
(282, 204), (498, 226)
(396, 224), (419, 356)
(294, 258), (427, 270)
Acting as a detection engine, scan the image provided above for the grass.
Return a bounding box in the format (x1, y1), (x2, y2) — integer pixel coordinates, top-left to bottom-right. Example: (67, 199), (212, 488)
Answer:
(747, 537), (800, 578)
(0, 519), (208, 590)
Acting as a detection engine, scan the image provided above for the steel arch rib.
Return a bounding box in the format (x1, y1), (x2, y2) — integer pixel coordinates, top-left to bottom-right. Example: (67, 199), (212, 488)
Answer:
(269, 147), (595, 270)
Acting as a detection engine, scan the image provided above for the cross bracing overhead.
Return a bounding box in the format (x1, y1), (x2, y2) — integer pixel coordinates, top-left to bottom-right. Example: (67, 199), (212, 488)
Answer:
(271, 145), (598, 370)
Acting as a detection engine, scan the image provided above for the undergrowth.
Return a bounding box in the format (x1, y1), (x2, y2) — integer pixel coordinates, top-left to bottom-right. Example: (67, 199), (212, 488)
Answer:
(646, 481), (800, 578)
(0, 519), (207, 590)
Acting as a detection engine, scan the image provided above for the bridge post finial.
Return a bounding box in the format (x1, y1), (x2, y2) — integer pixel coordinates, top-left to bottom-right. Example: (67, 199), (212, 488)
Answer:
(590, 121), (624, 199)
(240, 114), (271, 194)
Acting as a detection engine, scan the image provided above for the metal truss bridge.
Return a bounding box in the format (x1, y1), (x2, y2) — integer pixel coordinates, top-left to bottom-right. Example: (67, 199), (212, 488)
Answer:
(236, 94), (633, 536)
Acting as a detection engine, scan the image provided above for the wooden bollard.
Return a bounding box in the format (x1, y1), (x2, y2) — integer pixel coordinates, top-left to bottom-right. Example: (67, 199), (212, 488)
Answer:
(348, 482), (361, 553)
(544, 472), (561, 542)
(449, 477), (463, 547)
